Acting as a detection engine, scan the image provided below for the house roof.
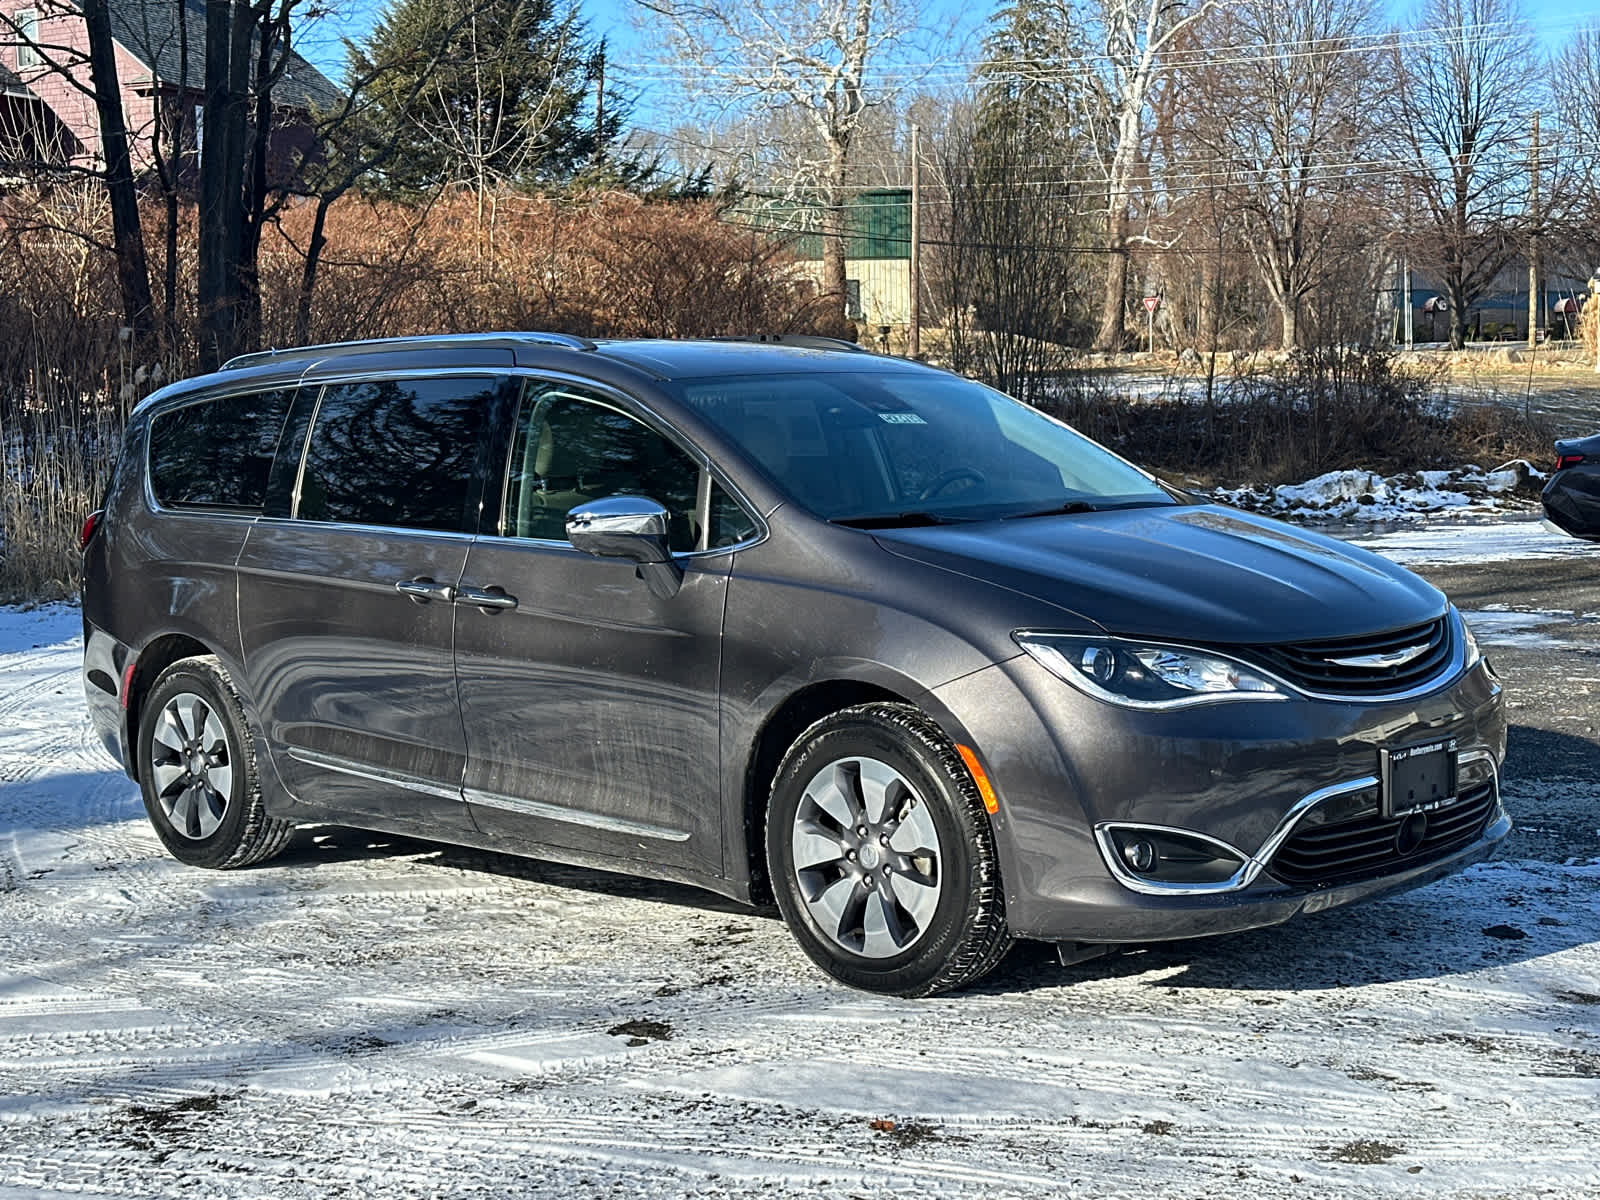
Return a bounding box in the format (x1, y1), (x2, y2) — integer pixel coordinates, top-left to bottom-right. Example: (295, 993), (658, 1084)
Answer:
(104, 0), (340, 111)
(0, 61), (38, 100)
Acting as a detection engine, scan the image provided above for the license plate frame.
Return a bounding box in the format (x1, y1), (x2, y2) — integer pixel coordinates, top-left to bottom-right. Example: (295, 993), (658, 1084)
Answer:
(1379, 737), (1459, 818)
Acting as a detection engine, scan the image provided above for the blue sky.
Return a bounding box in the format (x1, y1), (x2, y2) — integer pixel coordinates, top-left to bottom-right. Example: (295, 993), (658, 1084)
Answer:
(295, 0), (1600, 107)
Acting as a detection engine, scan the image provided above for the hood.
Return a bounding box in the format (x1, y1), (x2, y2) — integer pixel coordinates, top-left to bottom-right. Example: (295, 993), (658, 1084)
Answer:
(872, 504), (1444, 645)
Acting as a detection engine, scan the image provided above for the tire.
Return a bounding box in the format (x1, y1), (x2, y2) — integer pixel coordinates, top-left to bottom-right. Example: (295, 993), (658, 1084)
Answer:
(765, 702), (1010, 996)
(136, 655), (294, 870)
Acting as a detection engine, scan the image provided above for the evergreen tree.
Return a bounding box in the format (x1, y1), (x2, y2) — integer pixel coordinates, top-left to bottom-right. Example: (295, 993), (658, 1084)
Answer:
(348, 0), (632, 193)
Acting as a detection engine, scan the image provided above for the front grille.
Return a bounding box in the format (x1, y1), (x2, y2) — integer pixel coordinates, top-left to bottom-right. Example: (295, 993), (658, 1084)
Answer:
(1248, 616), (1453, 697)
(1267, 779), (1496, 887)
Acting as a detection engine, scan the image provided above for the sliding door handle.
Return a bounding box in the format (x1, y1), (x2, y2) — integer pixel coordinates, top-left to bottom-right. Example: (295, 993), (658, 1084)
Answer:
(458, 584), (518, 612)
(395, 577), (456, 604)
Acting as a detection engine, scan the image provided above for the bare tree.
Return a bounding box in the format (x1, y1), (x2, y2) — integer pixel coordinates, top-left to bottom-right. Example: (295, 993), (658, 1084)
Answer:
(1071, 0), (1217, 350)
(933, 101), (1094, 398)
(1551, 23), (1600, 286)
(636, 0), (923, 319)
(1388, 0), (1541, 350)
(1178, 0), (1387, 349)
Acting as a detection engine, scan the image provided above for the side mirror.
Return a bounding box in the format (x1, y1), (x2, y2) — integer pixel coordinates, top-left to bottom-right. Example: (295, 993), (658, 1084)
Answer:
(566, 496), (683, 597)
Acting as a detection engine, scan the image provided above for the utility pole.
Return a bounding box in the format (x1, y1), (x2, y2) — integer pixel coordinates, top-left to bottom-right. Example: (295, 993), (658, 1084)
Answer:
(908, 123), (921, 359)
(594, 46), (606, 162)
(1529, 110), (1541, 349)
(1403, 251), (1413, 350)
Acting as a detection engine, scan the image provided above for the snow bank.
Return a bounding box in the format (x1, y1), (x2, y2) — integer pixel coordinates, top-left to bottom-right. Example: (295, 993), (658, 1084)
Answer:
(1216, 462), (1545, 523)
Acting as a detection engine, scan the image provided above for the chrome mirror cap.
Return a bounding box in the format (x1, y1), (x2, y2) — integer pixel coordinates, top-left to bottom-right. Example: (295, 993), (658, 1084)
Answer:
(566, 496), (673, 564)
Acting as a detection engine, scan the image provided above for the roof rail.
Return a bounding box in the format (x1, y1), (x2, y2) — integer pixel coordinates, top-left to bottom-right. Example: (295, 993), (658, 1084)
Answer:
(709, 334), (870, 354)
(521, 332), (598, 351)
(220, 330), (597, 372)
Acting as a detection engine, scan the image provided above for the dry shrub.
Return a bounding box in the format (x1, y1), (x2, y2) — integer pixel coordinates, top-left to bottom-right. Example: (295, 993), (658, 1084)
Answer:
(256, 190), (833, 346)
(0, 185), (135, 601)
(1038, 346), (1554, 487)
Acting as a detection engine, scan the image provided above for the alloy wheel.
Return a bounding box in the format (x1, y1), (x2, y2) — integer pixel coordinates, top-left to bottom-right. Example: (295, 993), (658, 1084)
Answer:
(148, 691), (234, 840)
(790, 756), (944, 958)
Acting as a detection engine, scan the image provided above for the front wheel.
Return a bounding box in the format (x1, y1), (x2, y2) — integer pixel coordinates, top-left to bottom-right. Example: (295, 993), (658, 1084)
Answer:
(137, 655), (294, 870)
(766, 703), (1010, 996)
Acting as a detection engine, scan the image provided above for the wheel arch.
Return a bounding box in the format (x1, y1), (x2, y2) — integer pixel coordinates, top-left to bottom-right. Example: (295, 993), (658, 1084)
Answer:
(124, 632), (218, 780)
(740, 677), (985, 906)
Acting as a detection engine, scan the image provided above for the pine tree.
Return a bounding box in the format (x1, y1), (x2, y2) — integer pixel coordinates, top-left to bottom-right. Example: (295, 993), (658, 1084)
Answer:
(348, 0), (628, 194)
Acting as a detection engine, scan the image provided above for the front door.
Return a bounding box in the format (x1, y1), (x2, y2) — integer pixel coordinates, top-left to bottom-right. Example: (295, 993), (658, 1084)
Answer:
(238, 373), (505, 831)
(453, 380), (734, 875)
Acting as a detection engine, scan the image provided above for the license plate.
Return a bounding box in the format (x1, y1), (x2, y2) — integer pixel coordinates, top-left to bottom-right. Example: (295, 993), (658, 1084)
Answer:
(1380, 738), (1458, 817)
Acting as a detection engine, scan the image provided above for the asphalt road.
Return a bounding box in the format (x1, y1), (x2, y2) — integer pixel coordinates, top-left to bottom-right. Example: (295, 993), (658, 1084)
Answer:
(1417, 552), (1600, 863)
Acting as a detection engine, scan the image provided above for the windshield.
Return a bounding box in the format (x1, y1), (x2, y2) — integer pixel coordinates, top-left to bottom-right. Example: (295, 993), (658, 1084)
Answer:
(668, 370), (1176, 523)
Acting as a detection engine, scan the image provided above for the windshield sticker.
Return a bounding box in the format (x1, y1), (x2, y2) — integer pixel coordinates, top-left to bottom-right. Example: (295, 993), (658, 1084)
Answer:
(878, 412), (927, 425)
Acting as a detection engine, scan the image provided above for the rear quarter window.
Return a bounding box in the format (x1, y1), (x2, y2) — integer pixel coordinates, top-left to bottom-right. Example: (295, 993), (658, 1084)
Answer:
(148, 389), (294, 510)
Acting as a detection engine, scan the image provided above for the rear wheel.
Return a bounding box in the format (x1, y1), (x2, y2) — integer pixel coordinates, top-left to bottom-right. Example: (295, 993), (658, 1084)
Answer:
(766, 702), (1009, 996)
(137, 656), (294, 869)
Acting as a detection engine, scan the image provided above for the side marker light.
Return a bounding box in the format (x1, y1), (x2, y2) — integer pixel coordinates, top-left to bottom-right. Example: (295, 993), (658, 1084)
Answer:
(955, 744), (999, 815)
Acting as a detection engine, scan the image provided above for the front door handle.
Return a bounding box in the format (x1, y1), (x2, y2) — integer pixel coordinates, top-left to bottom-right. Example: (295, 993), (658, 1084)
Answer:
(395, 577), (456, 604)
(458, 584), (518, 612)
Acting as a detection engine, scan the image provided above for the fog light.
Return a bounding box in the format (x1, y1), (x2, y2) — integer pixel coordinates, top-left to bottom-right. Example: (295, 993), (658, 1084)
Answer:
(1102, 826), (1247, 888)
(1123, 839), (1158, 872)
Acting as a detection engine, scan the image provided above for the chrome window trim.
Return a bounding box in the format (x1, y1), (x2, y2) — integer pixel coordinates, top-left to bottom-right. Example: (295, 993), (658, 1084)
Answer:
(1096, 747), (1501, 897)
(464, 787), (692, 842)
(286, 746), (464, 803)
(250, 515), (479, 543)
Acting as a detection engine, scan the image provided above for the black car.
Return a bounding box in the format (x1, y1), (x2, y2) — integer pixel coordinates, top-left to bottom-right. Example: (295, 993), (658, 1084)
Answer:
(1542, 432), (1600, 540)
(81, 333), (1509, 995)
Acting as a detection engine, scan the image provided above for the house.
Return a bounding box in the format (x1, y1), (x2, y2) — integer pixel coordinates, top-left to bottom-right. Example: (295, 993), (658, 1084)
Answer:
(740, 188), (913, 334)
(1382, 259), (1593, 344)
(0, 0), (337, 180)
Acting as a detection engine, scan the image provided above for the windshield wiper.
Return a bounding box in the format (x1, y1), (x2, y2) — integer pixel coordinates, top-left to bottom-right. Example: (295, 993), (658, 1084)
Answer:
(831, 511), (969, 529)
(1002, 498), (1171, 521)
(1001, 500), (1102, 520)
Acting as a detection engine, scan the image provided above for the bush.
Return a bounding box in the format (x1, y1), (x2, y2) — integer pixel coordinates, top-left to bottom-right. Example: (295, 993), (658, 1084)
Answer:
(1032, 345), (1552, 486)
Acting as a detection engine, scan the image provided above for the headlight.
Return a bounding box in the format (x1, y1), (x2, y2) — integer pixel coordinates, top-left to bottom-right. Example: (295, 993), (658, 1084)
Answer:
(1454, 605), (1483, 669)
(1014, 631), (1289, 710)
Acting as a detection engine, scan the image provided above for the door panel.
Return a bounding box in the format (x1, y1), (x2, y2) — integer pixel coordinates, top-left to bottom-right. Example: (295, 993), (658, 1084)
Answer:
(236, 372), (505, 830)
(238, 523), (474, 829)
(455, 379), (730, 874)
(455, 542), (727, 870)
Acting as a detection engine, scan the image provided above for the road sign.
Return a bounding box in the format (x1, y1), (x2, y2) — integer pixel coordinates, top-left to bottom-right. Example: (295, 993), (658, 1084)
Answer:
(1142, 296), (1161, 313)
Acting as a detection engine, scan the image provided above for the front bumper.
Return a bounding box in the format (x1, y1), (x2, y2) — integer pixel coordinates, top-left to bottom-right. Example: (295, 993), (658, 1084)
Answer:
(929, 651), (1508, 944)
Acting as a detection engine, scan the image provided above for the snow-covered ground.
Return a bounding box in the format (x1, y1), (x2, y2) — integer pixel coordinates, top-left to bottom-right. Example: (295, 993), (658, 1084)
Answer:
(1347, 517), (1593, 567)
(3, 591), (1599, 1198)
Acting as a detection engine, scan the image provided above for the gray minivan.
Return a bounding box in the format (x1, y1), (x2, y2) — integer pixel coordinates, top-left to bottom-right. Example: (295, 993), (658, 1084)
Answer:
(81, 333), (1509, 995)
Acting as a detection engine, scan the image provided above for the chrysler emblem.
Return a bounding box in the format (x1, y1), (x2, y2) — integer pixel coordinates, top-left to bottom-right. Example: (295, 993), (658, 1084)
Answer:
(1327, 643), (1432, 669)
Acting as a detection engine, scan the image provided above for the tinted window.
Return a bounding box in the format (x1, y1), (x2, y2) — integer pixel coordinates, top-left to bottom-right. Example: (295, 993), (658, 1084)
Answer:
(502, 384), (699, 551)
(670, 371), (1174, 522)
(149, 389), (293, 510)
(297, 376), (496, 532)
(710, 481), (757, 548)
